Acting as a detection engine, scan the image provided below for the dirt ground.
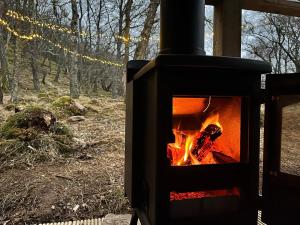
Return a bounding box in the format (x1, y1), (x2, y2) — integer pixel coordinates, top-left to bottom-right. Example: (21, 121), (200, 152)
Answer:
(0, 94), (130, 224)
(0, 91), (299, 224)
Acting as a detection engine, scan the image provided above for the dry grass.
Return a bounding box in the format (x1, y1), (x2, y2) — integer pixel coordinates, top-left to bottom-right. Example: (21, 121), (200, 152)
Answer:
(0, 90), (129, 224)
(281, 103), (300, 176)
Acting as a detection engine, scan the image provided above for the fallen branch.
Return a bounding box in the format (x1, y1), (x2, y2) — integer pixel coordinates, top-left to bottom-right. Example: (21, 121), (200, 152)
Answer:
(55, 174), (73, 181)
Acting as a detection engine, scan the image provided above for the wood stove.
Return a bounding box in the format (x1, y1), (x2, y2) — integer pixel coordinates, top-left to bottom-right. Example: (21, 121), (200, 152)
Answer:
(125, 1), (300, 225)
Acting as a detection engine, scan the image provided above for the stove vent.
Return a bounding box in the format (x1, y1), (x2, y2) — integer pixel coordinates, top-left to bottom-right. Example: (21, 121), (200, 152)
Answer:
(160, 0), (206, 55)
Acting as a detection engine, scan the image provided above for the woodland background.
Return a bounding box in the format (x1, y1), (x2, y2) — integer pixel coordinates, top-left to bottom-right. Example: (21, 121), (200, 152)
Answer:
(0, 0), (299, 224)
(0, 0), (299, 103)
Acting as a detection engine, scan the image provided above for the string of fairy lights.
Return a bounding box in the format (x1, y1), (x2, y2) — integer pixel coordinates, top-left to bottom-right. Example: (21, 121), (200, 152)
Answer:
(0, 17), (123, 67)
(6, 9), (159, 43)
(0, 18), (41, 41)
(6, 10), (87, 37)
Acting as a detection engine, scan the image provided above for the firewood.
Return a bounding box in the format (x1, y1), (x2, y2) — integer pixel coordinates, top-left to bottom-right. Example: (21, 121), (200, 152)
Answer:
(191, 124), (222, 161)
(212, 151), (238, 164)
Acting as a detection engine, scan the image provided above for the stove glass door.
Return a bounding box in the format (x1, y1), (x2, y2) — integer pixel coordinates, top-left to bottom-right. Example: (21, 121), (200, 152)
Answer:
(167, 96), (245, 166)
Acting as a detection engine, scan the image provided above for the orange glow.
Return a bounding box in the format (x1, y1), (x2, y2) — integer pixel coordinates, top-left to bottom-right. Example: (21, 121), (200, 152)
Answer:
(168, 97), (241, 166)
(173, 98), (207, 115)
(170, 188), (240, 201)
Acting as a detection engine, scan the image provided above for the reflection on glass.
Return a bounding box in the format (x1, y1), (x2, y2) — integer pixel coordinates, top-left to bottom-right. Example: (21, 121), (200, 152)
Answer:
(280, 97), (300, 176)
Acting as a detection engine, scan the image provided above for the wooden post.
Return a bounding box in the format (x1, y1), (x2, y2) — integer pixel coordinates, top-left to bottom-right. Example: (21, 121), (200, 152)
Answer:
(213, 0), (242, 57)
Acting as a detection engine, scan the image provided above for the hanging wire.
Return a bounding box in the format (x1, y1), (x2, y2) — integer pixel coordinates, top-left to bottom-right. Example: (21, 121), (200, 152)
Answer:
(203, 96), (211, 112)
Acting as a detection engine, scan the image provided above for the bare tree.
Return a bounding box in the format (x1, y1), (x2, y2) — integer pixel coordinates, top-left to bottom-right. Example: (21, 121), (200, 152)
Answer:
(95, 0), (103, 53)
(28, 0), (40, 91)
(243, 13), (300, 73)
(123, 0), (133, 63)
(134, 0), (159, 59)
(0, 1), (9, 104)
(0, 0), (166, 99)
(69, 0), (80, 98)
(116, 0), (125, 59)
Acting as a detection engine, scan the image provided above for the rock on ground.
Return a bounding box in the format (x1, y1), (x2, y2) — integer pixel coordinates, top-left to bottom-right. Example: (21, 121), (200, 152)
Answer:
(102, 214), (141, 225)
(67, 116), (86, 122)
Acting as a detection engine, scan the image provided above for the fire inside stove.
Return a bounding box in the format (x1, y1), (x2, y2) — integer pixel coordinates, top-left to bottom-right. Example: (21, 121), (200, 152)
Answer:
(167, 97), (241, 166)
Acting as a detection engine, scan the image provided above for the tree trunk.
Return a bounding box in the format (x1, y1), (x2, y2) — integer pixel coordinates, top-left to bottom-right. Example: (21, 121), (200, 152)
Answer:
(134, 0), (159, 59)
(0, 1), (8, 104)
(69, 54), (80, 98)
(42, 70), (47, 84)
(54, 61), (61, 82)
(96, 0), (103, 53)
(51, 0), (59, 21)
(78, 0), (84, 43)
(30, 50), (40, 90)
(0, 36), (9, 93)
(48, 59), (52, 74)
(10, 38), (19, 103)
(70, 0), (80, 99)
(8, 0), (21, 102)
(86, 0), (92, 50)
(51, 0), (64, 83)
(116, 0), (124, 59)
(124, 0), (133, 64)
(29, 0), (40, 91)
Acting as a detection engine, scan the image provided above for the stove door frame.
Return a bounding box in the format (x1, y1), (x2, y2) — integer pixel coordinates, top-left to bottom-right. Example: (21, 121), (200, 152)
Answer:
(262, 73), (300, 225)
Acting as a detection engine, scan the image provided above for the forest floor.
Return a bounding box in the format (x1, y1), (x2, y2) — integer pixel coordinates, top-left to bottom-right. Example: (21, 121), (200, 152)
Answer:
(0, 71), (299, 225)
(0, 74), (129, 224)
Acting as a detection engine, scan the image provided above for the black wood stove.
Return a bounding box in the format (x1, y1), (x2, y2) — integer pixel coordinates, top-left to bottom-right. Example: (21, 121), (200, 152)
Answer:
(125, 1), (300, 225)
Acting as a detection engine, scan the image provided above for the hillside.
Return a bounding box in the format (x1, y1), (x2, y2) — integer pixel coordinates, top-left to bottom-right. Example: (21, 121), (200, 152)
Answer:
(0, 68), (129, 224)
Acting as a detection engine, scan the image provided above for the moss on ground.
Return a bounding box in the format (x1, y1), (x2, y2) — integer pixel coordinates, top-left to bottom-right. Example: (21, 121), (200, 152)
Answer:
(52, 96), (87, 116)
(0, 106), (75, 171)
(0, 106), (70, 140)
(52, 96), (73, 107)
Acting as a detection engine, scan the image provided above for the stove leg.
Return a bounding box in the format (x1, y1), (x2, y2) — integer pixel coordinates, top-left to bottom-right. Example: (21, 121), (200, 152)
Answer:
(130, 209), (138, 225)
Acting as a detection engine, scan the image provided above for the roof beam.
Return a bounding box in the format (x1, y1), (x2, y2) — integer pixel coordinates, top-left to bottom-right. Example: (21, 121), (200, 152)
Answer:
(206, 0), (300, 17)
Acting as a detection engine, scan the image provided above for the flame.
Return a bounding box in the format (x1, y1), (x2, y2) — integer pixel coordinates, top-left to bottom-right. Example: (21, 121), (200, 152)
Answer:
(201, 113), (222, 132)
(168, 112), (222, 166)
(184, 135), (194, 161)
(168, 97), (242, 201)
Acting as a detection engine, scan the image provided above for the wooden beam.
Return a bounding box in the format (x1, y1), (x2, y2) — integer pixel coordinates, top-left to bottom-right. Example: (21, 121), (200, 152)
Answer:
(213, 0), (242, 57)
(207, 0), (300, 17)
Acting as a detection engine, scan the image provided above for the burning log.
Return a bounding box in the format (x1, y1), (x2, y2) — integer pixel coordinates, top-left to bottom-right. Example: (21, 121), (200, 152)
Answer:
(212, 151), (238, 164)
(191, 124), (222, 161)
(167, 123), (222, 165)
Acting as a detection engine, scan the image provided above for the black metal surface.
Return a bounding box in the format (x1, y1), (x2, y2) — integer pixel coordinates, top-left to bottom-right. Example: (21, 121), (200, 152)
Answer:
(125, 55), (272, 225)
(125, 61), (149, 207)
(160, 0), (205, 55)
(133, 55), (272, 81)
(124, 0), (283, 224)
(127, 60), (150, 82)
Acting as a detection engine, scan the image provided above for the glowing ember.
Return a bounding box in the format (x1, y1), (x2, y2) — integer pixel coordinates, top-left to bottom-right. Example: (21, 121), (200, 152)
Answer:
(170, 188), (240, 201)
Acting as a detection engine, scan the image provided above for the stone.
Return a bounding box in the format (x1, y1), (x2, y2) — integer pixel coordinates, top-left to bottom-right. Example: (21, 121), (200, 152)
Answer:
(67, 116), (86, 122)
(102, 214), (131, 225)
(74, 102), (87, 114)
